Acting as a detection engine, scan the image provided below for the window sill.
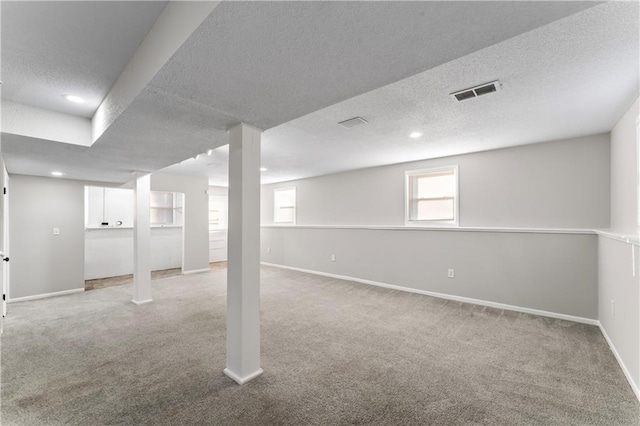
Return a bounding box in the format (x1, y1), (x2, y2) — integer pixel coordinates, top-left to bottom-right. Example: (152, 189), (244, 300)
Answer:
(405, 221), (458, 228)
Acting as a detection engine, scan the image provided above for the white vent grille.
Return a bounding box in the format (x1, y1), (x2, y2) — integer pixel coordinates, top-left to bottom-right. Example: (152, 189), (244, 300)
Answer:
(451, 81), (501, 102)
(338, 116), (368, 128)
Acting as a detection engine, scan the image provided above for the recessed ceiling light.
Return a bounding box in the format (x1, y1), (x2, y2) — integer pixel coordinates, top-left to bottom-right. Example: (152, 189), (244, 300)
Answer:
(207, 149), (214, 156)
(62, 94), (85, 104)
(410, 132), (423, 138)
(51, 171), (64, 177)
(260, 167), (268, 172)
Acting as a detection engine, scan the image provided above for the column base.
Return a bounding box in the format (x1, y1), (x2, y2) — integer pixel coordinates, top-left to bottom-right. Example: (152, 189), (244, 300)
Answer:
(131, 299), (153, 305)
(223, 367), (263, 385)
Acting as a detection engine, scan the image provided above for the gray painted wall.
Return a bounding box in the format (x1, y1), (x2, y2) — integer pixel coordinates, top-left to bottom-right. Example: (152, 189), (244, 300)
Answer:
(599, 97), (640, 395)
(262, 134), (610, 229)
(262, 227), (597, 319)
(9, 175), (85, 299)
(151, 173), (209, 272)
(260, 134), (611, 320)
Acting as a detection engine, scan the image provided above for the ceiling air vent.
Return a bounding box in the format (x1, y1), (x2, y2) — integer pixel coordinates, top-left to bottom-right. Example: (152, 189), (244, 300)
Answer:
(338, 116), (368, 128)
(451, 80), (501, 102)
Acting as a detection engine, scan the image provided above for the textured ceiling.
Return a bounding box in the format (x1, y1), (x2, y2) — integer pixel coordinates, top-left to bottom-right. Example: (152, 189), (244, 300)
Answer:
(164, 1), (639, 186)
(1, 1), (167, 117)
(4, 1), (633, 186)
(148, 0), (598, 131)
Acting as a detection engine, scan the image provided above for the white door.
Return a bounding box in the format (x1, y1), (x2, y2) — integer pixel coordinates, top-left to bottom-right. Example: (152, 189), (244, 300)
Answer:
(209, 196), (228, 262)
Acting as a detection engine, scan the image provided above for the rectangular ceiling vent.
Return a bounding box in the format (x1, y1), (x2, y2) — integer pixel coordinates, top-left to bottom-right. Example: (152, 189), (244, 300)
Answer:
(451, 80), (501, 102)
(338, 116), (368, 128)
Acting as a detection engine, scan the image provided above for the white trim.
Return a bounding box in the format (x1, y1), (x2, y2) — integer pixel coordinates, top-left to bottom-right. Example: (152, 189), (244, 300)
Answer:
(599, 323), (640, 401)
(132, 298), (153, 305)
(85, 225), (183, 231)
(261, 224), (594, 235)
(223, 367), (264, 385)
(261, 262), (598, 326)
(182, 268), (210, 275)
(8, 288), (84, 303)
(595, 230), (640, 246)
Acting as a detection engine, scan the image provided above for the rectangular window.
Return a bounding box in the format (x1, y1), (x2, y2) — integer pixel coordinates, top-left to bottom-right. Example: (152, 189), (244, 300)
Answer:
(274, 187), (296, 224)
(406, 166), (458, 226)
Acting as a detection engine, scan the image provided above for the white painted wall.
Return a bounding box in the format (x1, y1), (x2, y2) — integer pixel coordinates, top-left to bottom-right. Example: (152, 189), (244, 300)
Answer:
(2, 100), (92, 147)
(610, 98), (639, 233)
(598, 97), (640, 399)
(151, 173), (209, 273)
(598, 236), (639, 396)
(84, 227), (182, 280)
(262, 134), (610, 228)
(208, 185), (228, 262)
(9, 175), (85, 299)
(261, 134), (611, 321)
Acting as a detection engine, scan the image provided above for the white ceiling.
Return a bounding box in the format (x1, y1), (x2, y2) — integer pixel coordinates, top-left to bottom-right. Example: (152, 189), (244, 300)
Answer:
(1, 1), (168, 118)
(1, 1), (637, 186)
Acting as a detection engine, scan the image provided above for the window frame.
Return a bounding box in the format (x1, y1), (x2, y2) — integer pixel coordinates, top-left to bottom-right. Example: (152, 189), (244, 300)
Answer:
(274, 187), (297, 225)
(405, 165), (459, 227)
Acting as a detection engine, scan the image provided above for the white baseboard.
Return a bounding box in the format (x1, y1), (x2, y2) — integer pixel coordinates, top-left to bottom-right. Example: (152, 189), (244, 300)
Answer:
(132, 299), (153, 305)
(182, 268), (210, 275)
(223, 367), (264, 385)
(8, 288), (84, 303)
(598, 323), (640, 402)
(261, 262), (599, 326)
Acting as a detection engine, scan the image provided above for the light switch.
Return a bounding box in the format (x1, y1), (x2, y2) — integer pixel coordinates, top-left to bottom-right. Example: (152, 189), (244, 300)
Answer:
(53, 228), (60, 236)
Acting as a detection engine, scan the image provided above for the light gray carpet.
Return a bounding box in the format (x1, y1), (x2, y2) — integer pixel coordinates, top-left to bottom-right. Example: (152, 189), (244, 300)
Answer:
(1, 265), (638, 425)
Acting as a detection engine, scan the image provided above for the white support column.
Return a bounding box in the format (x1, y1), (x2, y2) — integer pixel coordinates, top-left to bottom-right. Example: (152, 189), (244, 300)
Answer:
(132, 172), (152, 305)
(224, 123), (263, 385)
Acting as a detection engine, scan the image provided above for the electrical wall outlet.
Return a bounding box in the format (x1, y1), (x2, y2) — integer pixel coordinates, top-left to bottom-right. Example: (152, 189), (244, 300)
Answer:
(447, 269), (455, 278)
(53, 228), (60, 236)
(331, 254), (336, 262)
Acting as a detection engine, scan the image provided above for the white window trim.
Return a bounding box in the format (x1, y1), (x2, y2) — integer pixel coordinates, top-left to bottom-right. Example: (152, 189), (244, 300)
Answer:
(274, 186), (297, 225)
(405, 165), (459, 227)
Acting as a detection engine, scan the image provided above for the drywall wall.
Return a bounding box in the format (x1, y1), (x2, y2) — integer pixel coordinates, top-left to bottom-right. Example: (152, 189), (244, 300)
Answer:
(84, 227), (182, 280)
(262, 134), (610, 229)
(208, 185), (228, 262)
(208, 185), (228, 197)
(9, 175), (85, 299)
(598, 236), (639, 396)
(260, 134), (610, 321)
(262, 227), (597, 320)
(2, 100), (92, 147)
(610, 98), (639, 232)
(151, 173), (209, 272)
(599, 97), (640, 399)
